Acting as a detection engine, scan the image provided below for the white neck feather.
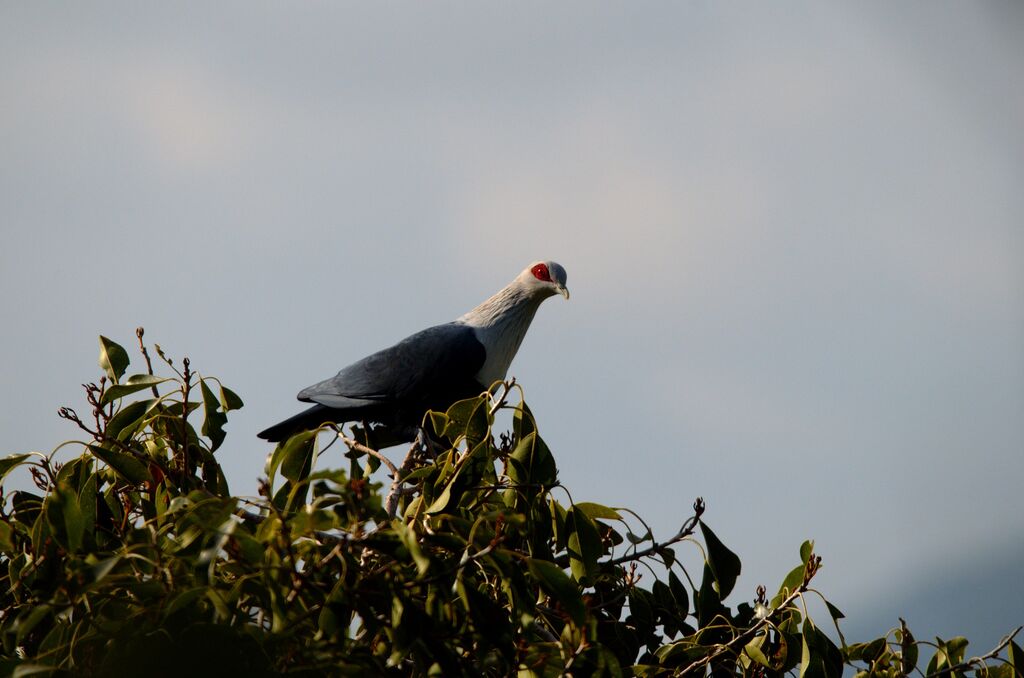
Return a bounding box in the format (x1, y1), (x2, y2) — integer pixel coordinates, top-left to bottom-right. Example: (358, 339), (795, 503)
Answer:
(458, 281), (546, 387)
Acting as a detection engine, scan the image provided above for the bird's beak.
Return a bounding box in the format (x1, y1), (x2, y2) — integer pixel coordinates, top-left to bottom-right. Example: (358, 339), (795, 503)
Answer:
(557, 285), (570, 300)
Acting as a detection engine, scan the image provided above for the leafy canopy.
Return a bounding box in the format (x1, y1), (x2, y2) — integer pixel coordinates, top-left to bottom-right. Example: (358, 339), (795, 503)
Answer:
(0, 332), (1020, 677)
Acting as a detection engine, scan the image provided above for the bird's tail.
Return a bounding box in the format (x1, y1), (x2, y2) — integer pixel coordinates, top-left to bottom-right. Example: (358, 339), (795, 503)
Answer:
(257, 404), (339, 442)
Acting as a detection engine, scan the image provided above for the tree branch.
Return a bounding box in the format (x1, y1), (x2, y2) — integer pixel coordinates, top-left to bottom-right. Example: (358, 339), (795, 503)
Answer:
(488, 377), (516, 417)
(924, 625), (1022, 678)
(605, 497), (705, 566)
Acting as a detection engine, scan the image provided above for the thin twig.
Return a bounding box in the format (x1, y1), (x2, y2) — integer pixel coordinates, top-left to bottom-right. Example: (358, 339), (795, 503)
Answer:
(924, 625), (1022, 678)
(606, 498), (705, 566)
(384, 433), (426, 521)
(338, 434), (399, 478)
(488, 378), (516, 417)
(136, 327), (160, 398)
(180, 357), (192, 478)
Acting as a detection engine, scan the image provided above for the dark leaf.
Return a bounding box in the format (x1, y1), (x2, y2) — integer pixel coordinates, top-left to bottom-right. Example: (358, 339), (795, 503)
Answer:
(508, 432), (557, 487)
(699, 521), (741, 599)
(0, 522), (14, 553)
(15, 604), (52, 645)
(626, 530), (651, 545)
(658, 546), (675, 569)
(201, 379), (228, 451)
(567, 506), (602, 582)
(1009, 639), (1024, 678)
(98, 335), (130, 383)
(668, 570), (690, 616)
(425, 465), (463, 515)
(527, 557), (585, 626)
(901, 627), (919, 675)
(105, 399), (157, 440)
(394, 522), (430, 576)
(443, 396), (490, 446)
(573, 501), (622, 521)
(0, 453), (30, 485)
(278, 432), (317, 482)
(513, 400), (536, 439)
(219, 384), (244, 411)
(58, 483), (84, 552)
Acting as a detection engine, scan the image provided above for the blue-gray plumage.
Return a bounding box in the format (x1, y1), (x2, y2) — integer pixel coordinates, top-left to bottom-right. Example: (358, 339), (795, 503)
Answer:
(258, 261), (568, 443)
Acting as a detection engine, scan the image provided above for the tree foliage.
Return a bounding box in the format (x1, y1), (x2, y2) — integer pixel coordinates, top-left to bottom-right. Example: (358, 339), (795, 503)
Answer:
(0, 332), (1020, 676)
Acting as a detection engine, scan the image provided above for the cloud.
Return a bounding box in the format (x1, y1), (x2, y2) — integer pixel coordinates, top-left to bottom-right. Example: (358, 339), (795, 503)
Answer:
(6, 49), (258, 177)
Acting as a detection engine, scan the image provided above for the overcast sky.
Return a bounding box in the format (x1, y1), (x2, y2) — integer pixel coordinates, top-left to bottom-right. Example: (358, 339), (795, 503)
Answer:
(2, 2), (1022, 650)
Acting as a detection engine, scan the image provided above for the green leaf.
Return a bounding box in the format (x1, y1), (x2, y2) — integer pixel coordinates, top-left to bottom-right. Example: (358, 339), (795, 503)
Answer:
(628, 588), (654, 636)
(513, 400), (536, 439)
(573, 501), (622, 521)
(99, 374), (169, 405)
(855, 638), (887, 662)
(92, 555), (121, 583)
(277, 431), (317, 482)
(0, 453), (30, 485)
(87, 444), (152, 484)
(699, 521), (741, 599)
(56, 483), (84, 552)
(442, 396), (491, 446)
(201, 378), (228, 451)
(799, 622), (832, 678)
(105, 398), (157, 440)
(695, 563), (724, 625)
(567, 506), (602, 582)
(14, 665), (66, 678)
(425, 466), (462, 515)
(394, 522), (430, 576)
(1009, 639), (1024, 677)
(98, 335), (130, 383)
(508, 432), (558, 488)
(164, 587), (207, 618)
(219, 384), (244, 411)
(427, 411), (448, 438)
(15, 604), (51, 645)
(626, 529), (651, 545)
(779, 563), (806, 595)
(668, 570), (690, 616)
(527, 557), (585, 626)
(944, 636), (969, 665)
(800, 539), (815, 564)
(805, 620), (844, 678)
(0, 522), (15, 552)
(825, 600), (844, 621)
(901, 628), (919, 675)
(658, 546), (676, 569)
(744, 637), (770, 667)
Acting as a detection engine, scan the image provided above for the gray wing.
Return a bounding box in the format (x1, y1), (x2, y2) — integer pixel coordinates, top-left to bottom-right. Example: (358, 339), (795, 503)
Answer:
(297, 322), (487, 411)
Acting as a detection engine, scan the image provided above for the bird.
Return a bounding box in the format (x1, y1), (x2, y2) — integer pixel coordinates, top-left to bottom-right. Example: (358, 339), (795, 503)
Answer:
(257, 260), (569, 444)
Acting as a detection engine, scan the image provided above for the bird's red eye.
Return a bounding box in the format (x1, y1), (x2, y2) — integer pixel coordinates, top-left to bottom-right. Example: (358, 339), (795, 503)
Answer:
(531, 263), (552, 282)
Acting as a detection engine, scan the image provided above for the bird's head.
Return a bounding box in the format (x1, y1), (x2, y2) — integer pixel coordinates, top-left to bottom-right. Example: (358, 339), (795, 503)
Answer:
(519, 260), (570, 300)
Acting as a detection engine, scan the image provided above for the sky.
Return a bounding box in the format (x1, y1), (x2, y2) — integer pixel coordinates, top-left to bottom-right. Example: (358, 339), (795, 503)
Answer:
(2, 2), (1022, 652)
